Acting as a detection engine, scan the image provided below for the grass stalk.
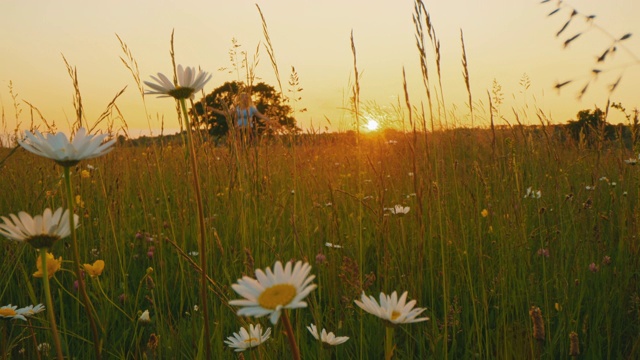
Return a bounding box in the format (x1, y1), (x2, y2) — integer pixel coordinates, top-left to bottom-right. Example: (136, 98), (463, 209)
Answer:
(63, 166), (102, 360)
(178, 98), (211, 360)
(281, 310), (301, 360)
(39, 248), (64, 360)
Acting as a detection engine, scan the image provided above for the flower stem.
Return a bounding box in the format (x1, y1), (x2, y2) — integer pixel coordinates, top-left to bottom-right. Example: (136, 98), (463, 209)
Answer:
(26, 320), (42, 360)
(95, 278), (133, 321)
(384, 326), (395, 360)
(179, 98), (211, 360)
(63, 166), (102, 360)
(281, 310), (301, 360)
(40, 248), (64, 360)
(2, 322), (7, 360)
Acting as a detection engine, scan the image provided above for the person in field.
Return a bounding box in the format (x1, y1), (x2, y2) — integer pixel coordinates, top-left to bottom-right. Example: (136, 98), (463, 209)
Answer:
(209, 92), (269, 145)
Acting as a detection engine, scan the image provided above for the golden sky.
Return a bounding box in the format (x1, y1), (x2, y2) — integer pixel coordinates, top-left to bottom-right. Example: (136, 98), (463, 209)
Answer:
(1, 0), (639, 138)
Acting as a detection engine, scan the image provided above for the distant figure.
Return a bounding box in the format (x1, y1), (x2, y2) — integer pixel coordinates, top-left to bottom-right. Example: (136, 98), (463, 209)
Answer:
(210, 92), (269, 145)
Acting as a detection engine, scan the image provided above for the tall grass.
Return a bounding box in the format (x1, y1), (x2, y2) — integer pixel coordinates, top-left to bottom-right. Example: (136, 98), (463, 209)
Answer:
(1, 2), (640, 359)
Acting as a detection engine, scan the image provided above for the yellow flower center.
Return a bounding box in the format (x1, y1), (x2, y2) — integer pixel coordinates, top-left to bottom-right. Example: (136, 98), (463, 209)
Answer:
(0, 308), (16, 317)
(27, 235), (59, 249)
(258, 284), (297, 310)
(168, 86), (196, 99)
(244, 337), (258, 345)
(390, 310), (401, 321)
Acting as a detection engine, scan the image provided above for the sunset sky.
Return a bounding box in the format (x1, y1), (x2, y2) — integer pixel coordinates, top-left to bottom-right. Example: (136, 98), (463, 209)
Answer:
(1, 0), (639, 137)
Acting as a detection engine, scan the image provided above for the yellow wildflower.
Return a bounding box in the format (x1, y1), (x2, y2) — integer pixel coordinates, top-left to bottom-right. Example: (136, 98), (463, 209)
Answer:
(83, 260), (105, 277)
(75, 195), (84, 208)
(33, 252), (62, 279)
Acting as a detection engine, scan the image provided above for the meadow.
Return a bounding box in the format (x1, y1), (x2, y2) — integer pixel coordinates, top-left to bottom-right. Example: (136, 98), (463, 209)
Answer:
(1, 2), (639, 359)
(1, 119), (639, 359)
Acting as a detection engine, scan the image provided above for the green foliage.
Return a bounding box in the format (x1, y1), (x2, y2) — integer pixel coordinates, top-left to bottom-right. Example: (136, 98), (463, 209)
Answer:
(192, 81), (297, 140)
(565, 107), (624, 146)
(1, 127), (640, 358)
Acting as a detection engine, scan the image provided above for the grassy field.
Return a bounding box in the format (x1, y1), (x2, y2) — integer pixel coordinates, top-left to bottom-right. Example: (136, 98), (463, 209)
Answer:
(1, 123), (640, 359)
(1, 1), (639, 358)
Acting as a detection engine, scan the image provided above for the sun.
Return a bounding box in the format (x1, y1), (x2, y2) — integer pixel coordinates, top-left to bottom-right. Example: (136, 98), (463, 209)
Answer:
(365, 119), (379, 131)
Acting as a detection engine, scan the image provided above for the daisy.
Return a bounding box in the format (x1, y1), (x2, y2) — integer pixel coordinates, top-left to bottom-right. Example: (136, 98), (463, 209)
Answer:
(524, 187), (542, 199)
(144, 65), (212, 100)
(19, 127), (115, 167)
(325, 242), (343, 249)
(32, 252), (62, 279)
(16, 304), (46, 318)
(354, 291), (429, 326)
(0, 304), (27, 321)
(83, 260), (105, 277)
(229, 260), (317, 324)
(139, 310), (151, 324)
(307, 323), (349, 347)
(224, 324), (272, 352)
(0, 208), (78, 249)
(386, 205), (410, 215)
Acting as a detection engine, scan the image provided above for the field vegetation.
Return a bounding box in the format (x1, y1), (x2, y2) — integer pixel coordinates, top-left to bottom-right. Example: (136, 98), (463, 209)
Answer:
(1, 1), (639, 359)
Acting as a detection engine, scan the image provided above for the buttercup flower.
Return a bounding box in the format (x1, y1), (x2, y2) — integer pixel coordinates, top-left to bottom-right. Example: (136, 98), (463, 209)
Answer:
(83, 260), (105, 277)
(229, 260), (317, 324)
(33, 252), (62, 279)
(224, 324), (272, 352)
(0, 208), (78, 249)
(307, 323), (349, 346)
(19, 127), (115, 166)
(144, 64), (212, 99)
(355, 291), (429, 326)
(0, 304), (27, 321)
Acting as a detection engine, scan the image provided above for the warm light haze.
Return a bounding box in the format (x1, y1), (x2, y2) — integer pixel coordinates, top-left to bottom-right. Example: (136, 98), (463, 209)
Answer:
(1, 0), (639, 139)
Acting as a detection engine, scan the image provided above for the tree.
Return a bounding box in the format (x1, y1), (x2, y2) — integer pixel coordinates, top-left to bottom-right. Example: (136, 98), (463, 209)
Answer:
(192, 81), (298, 139)
(565, 107), (617, 145)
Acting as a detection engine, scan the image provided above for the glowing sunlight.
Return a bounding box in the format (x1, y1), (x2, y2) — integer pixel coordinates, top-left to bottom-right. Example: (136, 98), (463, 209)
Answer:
(365, 119), (379, 132)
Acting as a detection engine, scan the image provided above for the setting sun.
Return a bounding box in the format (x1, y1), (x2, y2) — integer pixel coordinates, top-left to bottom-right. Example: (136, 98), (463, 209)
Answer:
(365, 120), (379, 131)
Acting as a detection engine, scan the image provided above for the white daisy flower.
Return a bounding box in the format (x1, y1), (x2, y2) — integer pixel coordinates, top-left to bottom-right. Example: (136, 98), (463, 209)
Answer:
(386, 205), (410, 215)
(325, 242), (343, 249)
(354, 291), (429, 325)
(229, 260), (317, 324)
(37, 343), (50, 354)
(307, 323), (349, 346)
(144, 64), (212, 99)
(0, 304), (27, 321)
(224, 324), (271, 352)
(524, 187), (542, 199)
(625, 157), (638, 165)
(524, 187), (532, 198)
(0, 208), (79, 249)
(138, 310), (151, 324)
(17, 304), (46, 318)
(19, 127), (115, 166)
